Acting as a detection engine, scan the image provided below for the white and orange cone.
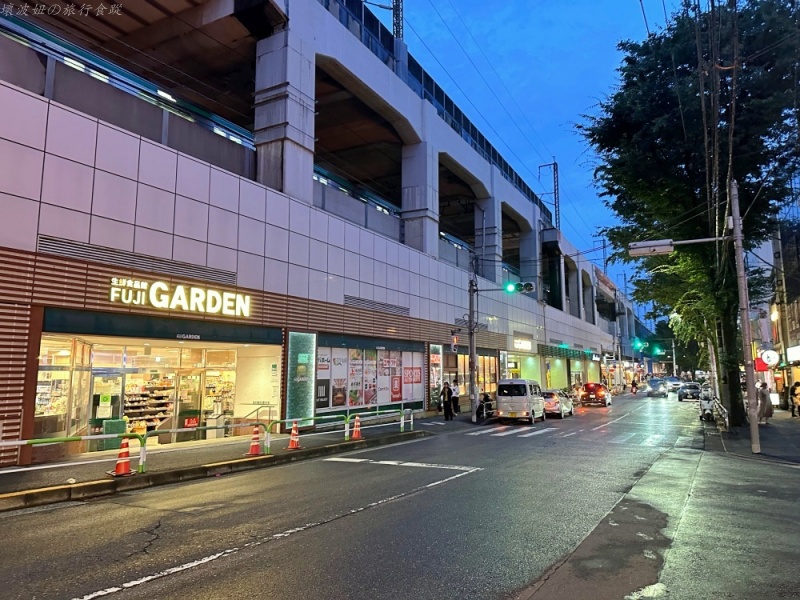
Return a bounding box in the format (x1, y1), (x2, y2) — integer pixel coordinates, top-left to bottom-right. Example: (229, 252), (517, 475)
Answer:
(107, 438), (135, 477)
(287, 421), (302, 450)
(244, 426), (262, 456)
(352, 414), (363, 440)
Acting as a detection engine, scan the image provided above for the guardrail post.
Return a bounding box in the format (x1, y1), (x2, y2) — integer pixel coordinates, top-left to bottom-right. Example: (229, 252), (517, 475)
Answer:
(138, 437), (147, 473)
(400, 410), (405, 433)
(344, 418), (350, 442)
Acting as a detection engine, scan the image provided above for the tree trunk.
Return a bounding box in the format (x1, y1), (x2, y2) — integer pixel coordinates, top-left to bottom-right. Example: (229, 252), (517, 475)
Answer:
(719, 309), (746, 426)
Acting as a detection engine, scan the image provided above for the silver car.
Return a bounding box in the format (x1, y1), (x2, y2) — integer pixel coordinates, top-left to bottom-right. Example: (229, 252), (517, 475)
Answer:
(543, 389), (574, 418)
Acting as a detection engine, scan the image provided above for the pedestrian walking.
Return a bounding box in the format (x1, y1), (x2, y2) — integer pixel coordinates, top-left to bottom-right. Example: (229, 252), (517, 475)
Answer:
(791, 382), (800, 418)
(757, 382), (773, 425)
(439, 381), (454, 421)
(451, 384), (460, 414)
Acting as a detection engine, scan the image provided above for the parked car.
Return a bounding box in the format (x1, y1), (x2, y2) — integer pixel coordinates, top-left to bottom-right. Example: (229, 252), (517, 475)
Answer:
(678, 382), (702, 401)
(579, 382), (612, 407)
(664, 376), (683, 392)
(543, 389), (574, 418)
(496, 379), (546, 423)
(646, 378), (668, 397)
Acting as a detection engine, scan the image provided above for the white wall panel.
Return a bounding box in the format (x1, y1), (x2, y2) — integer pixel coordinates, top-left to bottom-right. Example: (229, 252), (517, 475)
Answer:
(96, 123), (140, 181)
(89, 216), (134, 252)
(0, 138), (43, 201)
(176, 155), (211, 204)
(45, 104), (97, 166)
(0, 84), (47, 149)
(40, 204), (89, 242)
(0, 192), (38, 251)
(138, 141), (177, 192)
(92, 170), (137, 223)
(136, 183), (175, 233)
(41, 154), (94, 213)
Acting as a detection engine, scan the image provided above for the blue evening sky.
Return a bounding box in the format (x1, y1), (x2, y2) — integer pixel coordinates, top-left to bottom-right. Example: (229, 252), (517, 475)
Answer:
(375, 0), (682, 305)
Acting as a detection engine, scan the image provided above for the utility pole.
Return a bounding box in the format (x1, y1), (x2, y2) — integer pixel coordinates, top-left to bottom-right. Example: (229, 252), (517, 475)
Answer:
(468, 253), (479, 423)
(672, 338), (677, 377)
(731, 180), (760, 453)
(539, 160), (561, 230)
(774, 226), (792, 409)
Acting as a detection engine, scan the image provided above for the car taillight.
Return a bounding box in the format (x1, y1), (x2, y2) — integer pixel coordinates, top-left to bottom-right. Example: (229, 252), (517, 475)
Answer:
(598, 390), (605, 396)
(497, 410), (503, 416)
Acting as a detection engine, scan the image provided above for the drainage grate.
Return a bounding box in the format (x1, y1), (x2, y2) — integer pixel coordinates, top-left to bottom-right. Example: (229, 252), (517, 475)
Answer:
(37, 235), (237, 286)
(344, 295), (409, 316)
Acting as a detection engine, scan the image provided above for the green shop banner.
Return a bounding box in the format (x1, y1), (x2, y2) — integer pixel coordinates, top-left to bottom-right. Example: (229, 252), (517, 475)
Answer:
(286, 332), (317, 426)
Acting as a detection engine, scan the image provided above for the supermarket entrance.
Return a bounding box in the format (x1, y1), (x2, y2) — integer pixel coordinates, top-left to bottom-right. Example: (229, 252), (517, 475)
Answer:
(35, 309), (283, 457)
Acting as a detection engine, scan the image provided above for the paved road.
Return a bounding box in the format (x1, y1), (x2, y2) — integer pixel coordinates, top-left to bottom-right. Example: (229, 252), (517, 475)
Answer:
(3, 394), (798, 599)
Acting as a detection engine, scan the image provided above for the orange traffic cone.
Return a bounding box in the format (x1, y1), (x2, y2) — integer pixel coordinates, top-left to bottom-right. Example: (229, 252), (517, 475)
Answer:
(244, 426), (262, 456)
(287, 421), (302, 450)
(352, 414), (363, 440)
(107, 438), (135, 477)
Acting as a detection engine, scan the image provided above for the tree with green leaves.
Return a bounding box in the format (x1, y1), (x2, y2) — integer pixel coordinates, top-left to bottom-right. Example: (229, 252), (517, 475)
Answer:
(580, 1), (799, 425)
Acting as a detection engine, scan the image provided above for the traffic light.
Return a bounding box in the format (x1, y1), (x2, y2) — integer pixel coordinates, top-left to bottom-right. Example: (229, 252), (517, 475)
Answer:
(451, 334), (459, 353)
(504, 282), (535, 293)
(652, 345), (661, 355)
(632, 338), (643, 351)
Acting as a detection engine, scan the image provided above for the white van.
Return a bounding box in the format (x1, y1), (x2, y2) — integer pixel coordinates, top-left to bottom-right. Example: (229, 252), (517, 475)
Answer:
(495, 379), (546, 423)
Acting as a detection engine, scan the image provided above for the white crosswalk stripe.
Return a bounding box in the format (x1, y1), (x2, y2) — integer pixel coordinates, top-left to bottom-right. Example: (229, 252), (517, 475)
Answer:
(609, 433), (638, 444)
(642, 435), (664, 446)
(517, 428), (558, 438)
(491, 428), (522, 437)
(421, 422), (447, 426)
(466, 426), (508, 436)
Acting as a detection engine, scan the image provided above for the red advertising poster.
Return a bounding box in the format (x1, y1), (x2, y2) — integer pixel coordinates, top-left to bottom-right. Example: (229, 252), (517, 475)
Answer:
(391, 375), (402, 402)
(184, 417), (199, 428)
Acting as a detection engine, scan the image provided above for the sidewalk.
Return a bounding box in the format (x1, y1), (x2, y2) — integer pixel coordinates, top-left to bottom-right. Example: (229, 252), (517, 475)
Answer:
(705, 405), (800, 464)
(0, 412), (439, 512)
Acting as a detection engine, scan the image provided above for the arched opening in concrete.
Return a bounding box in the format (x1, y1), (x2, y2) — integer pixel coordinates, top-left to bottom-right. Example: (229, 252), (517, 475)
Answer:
(437, 154), (489, 270)
(314, 59), (419, 213)
(499, 203), (533, 280)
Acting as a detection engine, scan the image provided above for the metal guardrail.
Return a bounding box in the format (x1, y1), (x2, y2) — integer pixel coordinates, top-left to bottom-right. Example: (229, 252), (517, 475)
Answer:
(0, 409), (415, 473)
(713, 398), (729, 431)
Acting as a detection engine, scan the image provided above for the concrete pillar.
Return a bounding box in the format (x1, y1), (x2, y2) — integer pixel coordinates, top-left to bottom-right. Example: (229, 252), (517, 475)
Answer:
(254, 28), (315, 204)
(519, 223), (539, 295)
(401, 142), (439, 255)
(583, 279), (596, 324)
(559, 255), (567, 315)
(475, 196), (503, 283)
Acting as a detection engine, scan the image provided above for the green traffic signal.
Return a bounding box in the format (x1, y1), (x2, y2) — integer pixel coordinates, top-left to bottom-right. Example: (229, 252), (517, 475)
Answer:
(505, 282), (517, 293)
(505, 282), (535, 293)
(632, 338), (643, 350)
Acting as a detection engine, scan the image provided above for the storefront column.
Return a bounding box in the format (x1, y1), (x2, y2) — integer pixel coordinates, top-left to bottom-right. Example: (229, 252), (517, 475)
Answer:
(19, 306), (43, 465)
(475, 195), (503, 283)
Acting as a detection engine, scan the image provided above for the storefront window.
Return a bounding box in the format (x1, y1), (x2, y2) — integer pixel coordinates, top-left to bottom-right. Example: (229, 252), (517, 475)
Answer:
(92, 345), (125, 368)
(315, 345), (424, 411)
(180, 347), (205, 368)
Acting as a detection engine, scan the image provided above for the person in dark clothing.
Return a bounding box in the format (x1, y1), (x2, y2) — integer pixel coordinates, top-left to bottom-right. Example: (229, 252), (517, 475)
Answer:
(439, 381), (453, 421)
(791, 382), (800, 418)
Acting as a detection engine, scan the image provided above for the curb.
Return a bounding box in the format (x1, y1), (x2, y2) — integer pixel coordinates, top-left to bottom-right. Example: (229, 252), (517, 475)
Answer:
(0, 430), (432, 513)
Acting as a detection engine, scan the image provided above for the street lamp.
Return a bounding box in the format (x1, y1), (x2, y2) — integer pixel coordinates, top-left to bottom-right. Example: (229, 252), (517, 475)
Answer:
(626, 180), (759, 453)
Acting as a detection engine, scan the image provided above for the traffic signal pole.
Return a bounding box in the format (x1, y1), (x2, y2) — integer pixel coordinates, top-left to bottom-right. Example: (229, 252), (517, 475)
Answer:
(469, 271), (478, 424)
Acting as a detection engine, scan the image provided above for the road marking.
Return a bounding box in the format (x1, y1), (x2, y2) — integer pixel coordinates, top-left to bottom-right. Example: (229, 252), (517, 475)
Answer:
(72, 467), (480, 600)
(591, 412), (632, 431)
(420, 422), (446, 426)
(518, 428), (558, 438)
(323, 457), (477, 471)
(642, 435), (664, 446)
(609, 433), (638, 444)
(675, 436), (695, 447)
(466, 426), (508, 436)
(492, 428), (523, 437)
(561, 432), (578, 437)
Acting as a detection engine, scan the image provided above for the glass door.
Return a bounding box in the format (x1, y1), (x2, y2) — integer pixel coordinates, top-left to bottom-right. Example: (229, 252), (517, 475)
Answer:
(174, 370), (204, 443)
(91, 372), (123, 422)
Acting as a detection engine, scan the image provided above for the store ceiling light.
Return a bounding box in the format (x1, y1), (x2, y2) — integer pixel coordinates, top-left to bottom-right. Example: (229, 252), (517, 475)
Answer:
(57, 350), (70, 356)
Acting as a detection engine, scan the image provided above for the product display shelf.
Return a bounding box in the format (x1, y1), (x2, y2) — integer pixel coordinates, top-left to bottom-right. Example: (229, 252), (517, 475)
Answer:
(124, 385), (175, 429)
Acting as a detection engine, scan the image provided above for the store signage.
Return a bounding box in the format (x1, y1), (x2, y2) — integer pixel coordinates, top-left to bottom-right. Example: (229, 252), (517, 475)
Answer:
(788, 346), (800, 363)
(109, 278), (251, 318)
(513, 338), (533, 352)
(762, 350), (780, 367)
(591, 354), (601, 362)
(177, 334), (201, 340)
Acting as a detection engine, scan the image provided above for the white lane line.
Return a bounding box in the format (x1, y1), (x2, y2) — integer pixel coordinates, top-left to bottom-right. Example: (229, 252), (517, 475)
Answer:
(491, 428), (522, 437)
(675, 436), (695, 447)
(466, 426), (508, 436)
(518, 428), (558, 438)
(323, 458), (477, 471)
(72, 467), (480, 600)
(420, 422), (446, 426)
(561, 432), (578, 437)
(591, 412), (633, 431)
